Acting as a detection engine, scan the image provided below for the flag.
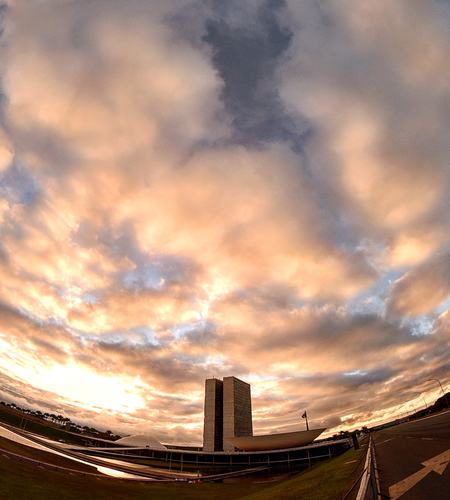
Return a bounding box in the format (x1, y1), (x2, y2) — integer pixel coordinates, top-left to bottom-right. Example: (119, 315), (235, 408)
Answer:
(301, 411), (307, 419)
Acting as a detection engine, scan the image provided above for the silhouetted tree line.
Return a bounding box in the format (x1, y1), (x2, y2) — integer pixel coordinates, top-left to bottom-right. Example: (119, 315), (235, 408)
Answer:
(0, 401), (121, 440)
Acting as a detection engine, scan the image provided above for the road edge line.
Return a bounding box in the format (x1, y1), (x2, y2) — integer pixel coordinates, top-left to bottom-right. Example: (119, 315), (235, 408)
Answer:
(355, 438), (371, 500)
(372, 439), (382, 500)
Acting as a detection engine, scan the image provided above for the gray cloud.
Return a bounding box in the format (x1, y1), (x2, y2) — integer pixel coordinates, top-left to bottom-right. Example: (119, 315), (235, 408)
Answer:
(388, 250), (450, 316)
(204, 0), (304, 144)
(280, 0), (450, 256)
(0, 161), (40, 205)
(0, 0), (448, 442)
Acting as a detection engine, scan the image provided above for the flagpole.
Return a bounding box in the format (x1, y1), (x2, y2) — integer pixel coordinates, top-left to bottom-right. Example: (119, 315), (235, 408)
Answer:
(301, 410), (310, 431)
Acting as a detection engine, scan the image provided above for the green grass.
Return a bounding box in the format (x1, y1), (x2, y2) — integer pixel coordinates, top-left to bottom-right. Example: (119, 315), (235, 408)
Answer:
(0, 436), (96, 473)
(0, 408), (367, 499)
(241, 445), (367, 500)
(0, 438), (366, 500)
(0, 441), (266, 500)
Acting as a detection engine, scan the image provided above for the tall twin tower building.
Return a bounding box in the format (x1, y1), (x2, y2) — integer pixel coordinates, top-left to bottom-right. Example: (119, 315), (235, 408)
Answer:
(203, 376), (253, 452)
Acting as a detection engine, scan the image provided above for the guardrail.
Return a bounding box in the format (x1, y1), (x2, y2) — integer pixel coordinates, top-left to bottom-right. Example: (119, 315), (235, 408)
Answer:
(355, 435), (382, 500)
(341, 435), (383, 500)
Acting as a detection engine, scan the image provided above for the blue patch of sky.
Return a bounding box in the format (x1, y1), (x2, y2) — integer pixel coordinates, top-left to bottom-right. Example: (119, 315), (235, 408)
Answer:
(131, 326), (159, 345)
(401, 309), (445, 338)
(171, 323), (197, 340)
(81, 292), (98, 305)
(346, 269), (404, 316)
(122, 265), (165, 290)
(0, 160), (40, 206)
(435, 296), (450, 316)
(76, 326), (160, 347)
(405, 316), (435, 337)
(118, 255), (193, 292)
(88, 224), (196, 294)
(398, 295), (450, 338)
(170, 318), (213, 341)
(344, 370), (368, 377)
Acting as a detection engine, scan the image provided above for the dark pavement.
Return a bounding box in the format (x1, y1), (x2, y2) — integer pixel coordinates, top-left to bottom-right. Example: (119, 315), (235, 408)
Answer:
(373, 410), (450, 499)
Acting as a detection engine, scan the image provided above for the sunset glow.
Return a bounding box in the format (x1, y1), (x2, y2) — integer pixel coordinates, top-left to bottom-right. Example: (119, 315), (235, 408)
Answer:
(0, 0), (448, 444)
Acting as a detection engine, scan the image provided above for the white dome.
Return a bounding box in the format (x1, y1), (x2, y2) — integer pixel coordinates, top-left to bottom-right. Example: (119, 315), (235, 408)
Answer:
(115, 434), (166, 450)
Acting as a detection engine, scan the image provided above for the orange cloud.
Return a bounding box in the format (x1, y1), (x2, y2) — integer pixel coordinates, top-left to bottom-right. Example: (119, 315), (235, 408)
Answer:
(0, 0), (447, 442)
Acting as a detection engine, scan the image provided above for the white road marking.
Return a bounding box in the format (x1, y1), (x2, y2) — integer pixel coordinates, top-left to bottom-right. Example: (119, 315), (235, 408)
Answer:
(376, 438), (394, 446)
(389, 448), (450, 500)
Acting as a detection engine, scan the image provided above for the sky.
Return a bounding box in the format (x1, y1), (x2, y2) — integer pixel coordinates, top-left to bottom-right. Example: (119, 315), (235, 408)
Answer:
(0, 0), (449, 444)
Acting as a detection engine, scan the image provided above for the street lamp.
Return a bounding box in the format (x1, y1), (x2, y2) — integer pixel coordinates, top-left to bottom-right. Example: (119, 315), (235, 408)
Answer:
(425, 378), (449, 408)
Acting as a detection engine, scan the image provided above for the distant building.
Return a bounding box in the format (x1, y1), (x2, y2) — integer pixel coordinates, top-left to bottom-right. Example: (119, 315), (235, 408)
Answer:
(203, 378), (224, 452)
(78, 377), (341, 475)
(203, 376), (252, 451)
(223, 376), (253, 451)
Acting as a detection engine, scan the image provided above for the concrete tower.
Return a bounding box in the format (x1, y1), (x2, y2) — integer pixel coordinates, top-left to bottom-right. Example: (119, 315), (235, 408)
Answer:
(203, 376), (253, 452)
(203, 378), (223, 452)
(222, 376), (253, 451)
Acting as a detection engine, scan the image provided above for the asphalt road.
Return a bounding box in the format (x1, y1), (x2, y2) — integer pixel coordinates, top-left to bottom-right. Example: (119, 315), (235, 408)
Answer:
(373, 410), (450, 499)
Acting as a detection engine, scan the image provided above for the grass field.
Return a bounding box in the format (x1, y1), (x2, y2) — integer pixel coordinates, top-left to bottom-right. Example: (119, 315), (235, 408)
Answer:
(0, 444), (262, 499)
(0, 434), (366, 499)
(242, 445), (366, 500)
(0, 436), (96, 473)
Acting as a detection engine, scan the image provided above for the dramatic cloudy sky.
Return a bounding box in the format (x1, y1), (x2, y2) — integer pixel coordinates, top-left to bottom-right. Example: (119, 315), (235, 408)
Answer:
(0, 0), (449, 443)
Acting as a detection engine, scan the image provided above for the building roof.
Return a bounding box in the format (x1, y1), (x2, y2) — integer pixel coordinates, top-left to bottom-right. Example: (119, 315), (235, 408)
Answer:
(115, 434), (166, 450)
(225, 428), (326, 451)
